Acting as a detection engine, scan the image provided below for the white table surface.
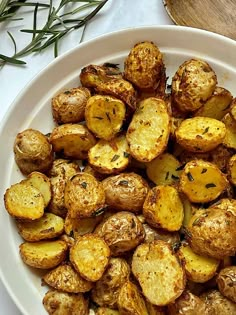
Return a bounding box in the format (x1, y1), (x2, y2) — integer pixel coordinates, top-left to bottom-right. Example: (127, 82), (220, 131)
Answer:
(0, 1), (173, 314)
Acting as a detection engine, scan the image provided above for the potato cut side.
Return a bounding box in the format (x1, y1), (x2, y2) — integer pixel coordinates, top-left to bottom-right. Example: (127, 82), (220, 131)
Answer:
(146, 153), (181, 186)
(85, 95), (126, 140)
(222, 113), (236, 149)
(49, 123), (96, 160)
(26, 171), (51, 207)
(88, 134), (130, 174)
(19, 240), (67, 269)
(117, 281), (149, 315)
(4, 181), (44, 220)
(175, 117), (226, 153)
(16, 212), (64, 242)
(126, 97), (170, 162)
(43, 263), (93, 293)
(178, 243), (219, 283)
(179, 160), (228, 203)
(143, 185), (184, 231)
(70, 234), (110, 282)
(64, 172), (105, 218)
(132, 241), (185, 306)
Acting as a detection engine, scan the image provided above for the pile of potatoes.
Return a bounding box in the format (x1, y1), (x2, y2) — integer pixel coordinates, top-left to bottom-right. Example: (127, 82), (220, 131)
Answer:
(4, 40), (236, 315)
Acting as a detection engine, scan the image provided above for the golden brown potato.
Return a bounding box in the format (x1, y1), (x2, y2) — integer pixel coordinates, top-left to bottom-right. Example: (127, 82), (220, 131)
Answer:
(102, 172), (149, 213)
(167, 290), (207, 315)
(227, 154), (236, 185)
(229, 97), (236, 120)
(91, 257), (130, 308)
(208, 144), (233, 172)
(70, 234), (110, 282)
(19, 240), (67, 269)
(43, 290), (89, 315)
(16, 212), (64, 242)
(171, 59), (217, 112)
(88, 133), (130, 174)
(200, 289), (236, 315)
(179, 160), (228, 203)
(117, 280), (149, 315)
(124, 41), (164, 90)
(143, 223), (180, 246)
(132, 240), (185, 306)
(83, 164), (107, 181)
(194, 86), (233, 120)
(186, 207), (236, 259)
(4, 181), (44, 220)
(181, 195), (197, 228)
(14, 128), (53, 175)
(49, 123), (96, 160)
(175, 117), (226, 153)
(222, 113), (236, 149)
(145, 302), (166, 315)
(52, 87), (91, 124)
(177, 243), (219, 283)
(126, 97), (170, 162)
(94, 211), (145, 256)
(43, 262), (93, 293)
(143, 185), (184, 232)
(96, 308), (120, 315)
(217, 266), (236, 303)
(64, 172), (105, 218)
(146, 153), (181, 186)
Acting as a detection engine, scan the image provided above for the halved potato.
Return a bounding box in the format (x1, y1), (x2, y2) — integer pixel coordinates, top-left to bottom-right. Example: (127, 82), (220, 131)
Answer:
(179, 160), (228, 203)
(70, 234), (110, 282)
(19, 240), (67, 269)
(17, 212), (64, 242)
(132, 240), (185, 306)
(217, 266), (236, 303)
(49, 123), (96, 160)
(43, 262), (93, 293)
(175, 117), (226, 152)
(88, 133), (130, 174)
(4, 181), (44, 220)
(64, 172), (105, 218)
(126, 97), (170, 162)
(26, 171), (51, 207)
(96, 308), (120, 315)
(227, 154), (236, 185)
(142, 223), (180, 246)
(222, 113), (236, 149)
(85, 95), (126, 140)
(143, 185), (184, 231)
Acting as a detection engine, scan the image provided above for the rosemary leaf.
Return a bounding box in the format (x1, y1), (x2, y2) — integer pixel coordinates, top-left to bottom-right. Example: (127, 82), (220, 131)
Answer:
(0, 53), (26, 65)
(7, 31), (17, 55)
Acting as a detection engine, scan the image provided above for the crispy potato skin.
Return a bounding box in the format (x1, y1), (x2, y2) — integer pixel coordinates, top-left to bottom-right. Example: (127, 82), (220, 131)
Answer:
(143, 223), (180, 245)
(124, 41), (164, 90)
(14, 129), (53, 175)
(217, 266), (236, 303)
(96, 308), (120, 315)
(94, 211), (145, 256)
(102, 172), (149, 213)
(171, 59), (217, 112)
(222, 113), (236, 149)
(52, 87), (91, 124)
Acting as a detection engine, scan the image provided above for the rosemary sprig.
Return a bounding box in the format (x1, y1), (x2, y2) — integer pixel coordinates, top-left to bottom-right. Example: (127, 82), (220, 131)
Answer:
(0, 0), (108, 68)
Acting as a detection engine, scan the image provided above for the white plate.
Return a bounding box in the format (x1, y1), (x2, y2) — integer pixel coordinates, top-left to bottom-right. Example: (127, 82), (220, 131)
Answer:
(0, 25), (236, 315)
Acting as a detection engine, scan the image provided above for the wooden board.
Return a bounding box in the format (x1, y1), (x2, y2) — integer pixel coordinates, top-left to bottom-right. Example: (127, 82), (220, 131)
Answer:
(163, 0), (236, 40)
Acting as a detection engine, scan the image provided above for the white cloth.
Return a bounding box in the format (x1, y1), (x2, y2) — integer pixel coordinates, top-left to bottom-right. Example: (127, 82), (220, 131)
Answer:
(0, 0), (172, 313)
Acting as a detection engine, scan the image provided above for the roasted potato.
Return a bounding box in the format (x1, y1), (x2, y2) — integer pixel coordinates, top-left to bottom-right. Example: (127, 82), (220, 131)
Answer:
(124, 41), (164, 91)
(132, 240), (185, 306)
(14, 128), (53, 175)
(88, 133), (130, 174)
(52, 87), (91, 124)
(4, 180), (45, 220)
(94, 211), (145, 256)
(43, 262), (93, 293)
(227, 154), (236, 185)
(49, 123), (96, 160)
(16, 212), (64, 242)
(217, 266), (236, 303)
(102, 172), (149, 213)
(200, 289), (236, 315)
(229, 97), (236, 120)
(146, 153), (181, 186)
(91, 257), (130, 308)
(143, 185), (184, 231)
(70, 234), (110, 282)
(126, 97), (170, 162)
(175, 117), (226, 152)
(171, 59), (217, 112)
(145, 302), (166, 315)
(177, 243), (219, 283)
(43, 290), (89, 315)
(143, 223), (180, 246)
(117, 280), (149, 315)
(222, 113), (236, 149)
(179, 160), (228, 203)
(64, 172), (105, 218)
(96, 308), (120, 315)
(19, 240), (67, 269)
